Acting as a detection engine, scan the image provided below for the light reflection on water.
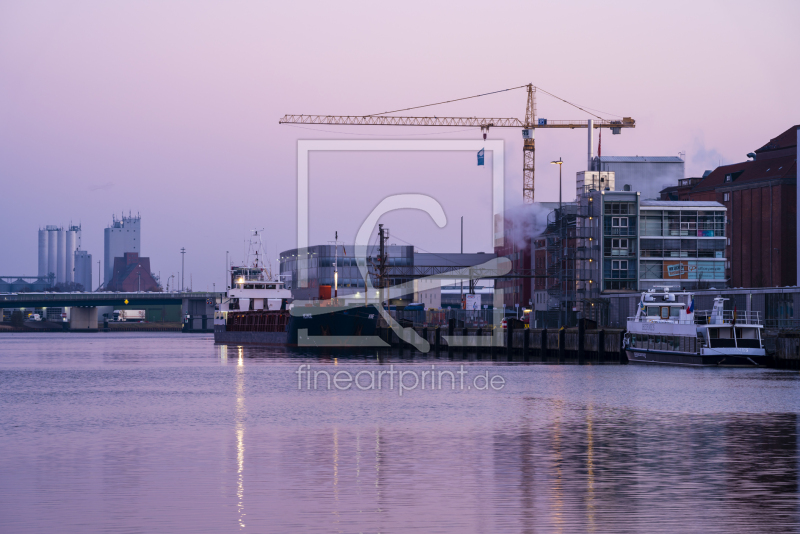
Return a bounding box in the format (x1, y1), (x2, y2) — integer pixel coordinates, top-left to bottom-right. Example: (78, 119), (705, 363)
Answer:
(0, 333), (798, 533)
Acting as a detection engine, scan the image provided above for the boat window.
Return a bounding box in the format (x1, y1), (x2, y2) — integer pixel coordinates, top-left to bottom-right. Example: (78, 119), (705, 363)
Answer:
(647, 307), (659, 317)
(670, 307), (680, 318)
(660, 307), (670, 320)
(266, 284), (275, 289)
(736, 327), (762, 349)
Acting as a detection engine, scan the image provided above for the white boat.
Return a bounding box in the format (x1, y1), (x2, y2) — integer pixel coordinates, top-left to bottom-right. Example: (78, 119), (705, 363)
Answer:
(623, 287), (766, 367)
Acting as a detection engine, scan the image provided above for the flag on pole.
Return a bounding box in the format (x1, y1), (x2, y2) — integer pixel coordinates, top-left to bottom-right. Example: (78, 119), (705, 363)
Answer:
(477, 148), (485, 166)
(687, 298), (694, 314)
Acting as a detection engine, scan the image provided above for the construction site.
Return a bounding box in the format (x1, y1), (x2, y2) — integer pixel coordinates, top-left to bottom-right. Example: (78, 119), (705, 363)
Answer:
(278, 84), (797, 342)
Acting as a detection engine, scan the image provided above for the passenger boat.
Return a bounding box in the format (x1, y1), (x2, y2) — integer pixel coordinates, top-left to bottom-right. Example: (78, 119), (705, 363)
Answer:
(213, 231), (379, 346)
(623, 287), (766, 367)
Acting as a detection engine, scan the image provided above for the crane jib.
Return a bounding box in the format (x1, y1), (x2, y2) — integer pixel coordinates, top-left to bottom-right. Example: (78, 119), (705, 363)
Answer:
(279, 115), (635, 129)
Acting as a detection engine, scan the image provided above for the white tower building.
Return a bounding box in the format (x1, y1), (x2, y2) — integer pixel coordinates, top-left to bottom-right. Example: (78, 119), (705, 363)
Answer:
(104, 213), (141, 286)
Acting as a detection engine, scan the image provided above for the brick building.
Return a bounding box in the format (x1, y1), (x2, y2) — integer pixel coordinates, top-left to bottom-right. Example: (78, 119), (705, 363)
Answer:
(688, 125), (797, 288)
(105, 252), (160, 292)
(659, 176), (704, 201)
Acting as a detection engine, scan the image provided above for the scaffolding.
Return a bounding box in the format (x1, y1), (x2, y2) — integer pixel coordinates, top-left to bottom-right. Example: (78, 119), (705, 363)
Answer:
(543, 204), (578, 327)
(539, 180), (613, 327)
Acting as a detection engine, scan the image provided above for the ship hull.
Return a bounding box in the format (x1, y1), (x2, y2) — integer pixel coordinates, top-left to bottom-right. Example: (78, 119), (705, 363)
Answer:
(626, 348), (767, 367)
(214, 305), (379, 347)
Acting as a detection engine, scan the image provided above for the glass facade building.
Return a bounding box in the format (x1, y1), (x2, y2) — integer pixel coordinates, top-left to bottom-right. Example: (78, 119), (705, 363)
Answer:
(638, 201), (727, 291)
(579, 193), (728, 306)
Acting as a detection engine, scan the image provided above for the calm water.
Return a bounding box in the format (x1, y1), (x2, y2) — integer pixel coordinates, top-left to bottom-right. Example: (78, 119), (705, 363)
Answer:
(1, 333), (799, 533)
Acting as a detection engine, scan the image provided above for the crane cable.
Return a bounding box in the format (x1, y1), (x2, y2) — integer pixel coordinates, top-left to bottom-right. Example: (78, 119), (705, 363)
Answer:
(533, 86), (605, 120)
(367, 84), (611, 121)
(368, 85), (527, 116)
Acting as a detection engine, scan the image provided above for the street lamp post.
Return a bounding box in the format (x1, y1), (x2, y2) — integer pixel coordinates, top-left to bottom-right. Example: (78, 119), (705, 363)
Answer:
(181, 248), (186, 292)
(551, 158), (565, 327)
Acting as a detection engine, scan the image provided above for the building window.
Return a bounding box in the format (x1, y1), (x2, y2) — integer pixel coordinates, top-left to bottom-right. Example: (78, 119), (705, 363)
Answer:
(724, 175), (732, 182)
(723, 192), (730, 201)
(611, 260), (629, 279)
(612, 217), (628, 228)
(611, 238), (629, 256)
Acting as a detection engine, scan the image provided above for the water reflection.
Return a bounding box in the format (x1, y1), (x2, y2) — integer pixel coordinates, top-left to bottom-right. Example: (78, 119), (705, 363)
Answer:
(1, 336), (799, 533)
(236, 346), (245, 529)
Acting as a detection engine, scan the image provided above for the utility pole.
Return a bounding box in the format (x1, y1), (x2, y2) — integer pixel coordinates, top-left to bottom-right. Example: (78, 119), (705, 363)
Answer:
(226, 251), (229, 289)
(460, 216), (464, 307)
(97, 260), (101, 292)
(551, 157), (564, 327)
(181, 247), (186, 292)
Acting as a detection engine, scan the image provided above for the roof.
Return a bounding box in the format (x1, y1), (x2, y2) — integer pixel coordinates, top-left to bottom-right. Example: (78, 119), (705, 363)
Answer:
(658, 185), (680, 194)
(754, 125), (799, 154)
(640, 200), (725, 208)
(690, 155), (796, 193)
(596, 156), (684, 163)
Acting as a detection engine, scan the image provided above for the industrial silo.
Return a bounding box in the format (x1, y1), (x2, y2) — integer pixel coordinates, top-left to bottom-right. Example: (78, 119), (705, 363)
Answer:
(56, 228), (66, 284)
(74, 250), (92, 291)
(66, 225), (80, 283)
(47, 226), (59, 280)
(38, 229), (49, 277)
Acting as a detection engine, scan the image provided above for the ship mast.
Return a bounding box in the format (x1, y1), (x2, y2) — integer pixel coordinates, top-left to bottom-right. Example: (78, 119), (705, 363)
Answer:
(334, 231), (338, 300)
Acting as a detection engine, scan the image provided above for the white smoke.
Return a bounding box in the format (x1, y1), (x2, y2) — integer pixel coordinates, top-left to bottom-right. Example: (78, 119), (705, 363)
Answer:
(503, 203), (551, 250)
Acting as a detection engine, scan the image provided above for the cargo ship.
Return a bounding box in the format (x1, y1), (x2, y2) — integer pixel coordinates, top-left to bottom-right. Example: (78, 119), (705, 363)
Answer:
(623, 287), (766, 366)
(213, 231), (379, 346)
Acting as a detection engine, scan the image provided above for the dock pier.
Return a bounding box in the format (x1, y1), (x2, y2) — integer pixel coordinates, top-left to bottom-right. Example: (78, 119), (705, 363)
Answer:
(376, 322), (628, 364)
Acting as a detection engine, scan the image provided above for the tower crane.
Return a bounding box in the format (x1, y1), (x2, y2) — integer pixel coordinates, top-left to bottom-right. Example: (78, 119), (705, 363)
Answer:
(279, 84), (635, 203)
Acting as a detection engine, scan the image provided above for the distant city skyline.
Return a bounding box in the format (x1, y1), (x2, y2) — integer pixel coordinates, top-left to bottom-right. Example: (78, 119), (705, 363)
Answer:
(1, 0), (798, 289)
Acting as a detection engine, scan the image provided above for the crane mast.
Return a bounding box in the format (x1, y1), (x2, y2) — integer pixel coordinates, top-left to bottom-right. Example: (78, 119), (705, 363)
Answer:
(523, 84), (536, 202)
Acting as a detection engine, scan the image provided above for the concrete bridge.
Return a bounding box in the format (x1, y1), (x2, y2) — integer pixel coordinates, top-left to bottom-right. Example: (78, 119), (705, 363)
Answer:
(0, 292), (220, 330)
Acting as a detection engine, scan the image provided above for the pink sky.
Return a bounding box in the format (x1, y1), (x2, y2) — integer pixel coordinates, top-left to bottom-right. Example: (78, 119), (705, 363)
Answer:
(1, 0), (798, 289)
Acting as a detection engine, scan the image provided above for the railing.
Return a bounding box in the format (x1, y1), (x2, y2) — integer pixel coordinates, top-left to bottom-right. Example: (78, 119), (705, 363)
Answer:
(628, 316), (696, 325)
(628, 310), (763, 325)
(694, 310), (762, 325)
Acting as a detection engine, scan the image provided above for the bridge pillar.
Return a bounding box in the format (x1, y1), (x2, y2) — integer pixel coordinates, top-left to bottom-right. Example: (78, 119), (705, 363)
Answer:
(69, 307), (98, 331)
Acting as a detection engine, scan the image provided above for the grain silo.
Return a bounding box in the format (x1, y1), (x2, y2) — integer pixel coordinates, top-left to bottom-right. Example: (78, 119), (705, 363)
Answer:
(38, 229), (49, 277)
(74, 250), (92, 291)
(66, 225), (80, 283)
(47, 225), (59, 280)
(56, 228), (66, 284)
